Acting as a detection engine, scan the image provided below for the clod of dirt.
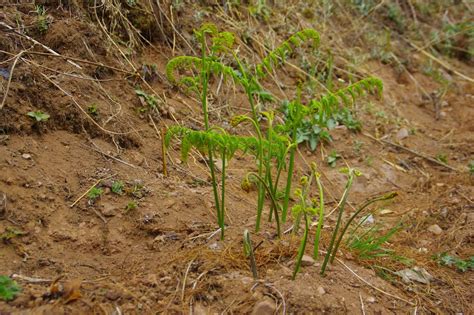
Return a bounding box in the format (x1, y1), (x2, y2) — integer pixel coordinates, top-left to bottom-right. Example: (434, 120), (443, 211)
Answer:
(396, 128), (409, 140)
(300, 255), (315, 267)
(427, 224), (443, 235)
(193, 303), (209, 315)
(251, 299), (276, 315)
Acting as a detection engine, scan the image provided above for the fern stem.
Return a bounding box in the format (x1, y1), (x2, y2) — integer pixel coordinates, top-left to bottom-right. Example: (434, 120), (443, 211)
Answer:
(219, 148), (227, 240)
(313, 174), (324, 259)
(282, 142), (296, 223)
(247, 172), (281, 238)
(292, 212), (309, 280)
(320, 171), (355, 275)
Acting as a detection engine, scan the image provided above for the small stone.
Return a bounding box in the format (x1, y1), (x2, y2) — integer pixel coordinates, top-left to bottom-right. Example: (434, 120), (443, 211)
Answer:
(300, 254), (315, 267)
(440, 207), (449, 218)
(380, 209), (394, 215)
(396, 128), (409, 140)
(317, 286), (326, 295)
(251, 299), (276, 315)
(22, 153), (32, 159)
(366, 296), (376, 303)
(101, 204), (117, 217)
(427, 224), (443, 235)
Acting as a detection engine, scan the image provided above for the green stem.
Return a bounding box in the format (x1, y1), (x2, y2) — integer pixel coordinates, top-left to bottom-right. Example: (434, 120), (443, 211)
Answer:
(200, 36), (221, 237)
(282, 137), (296, 223)
(330, 192), (397, 263)
(219, 148), (227, 240)
(292, 212), (309, 280)
(248, 172), (281, 238)
(313, 174), (324, 259)
(320, 171), (355, 275)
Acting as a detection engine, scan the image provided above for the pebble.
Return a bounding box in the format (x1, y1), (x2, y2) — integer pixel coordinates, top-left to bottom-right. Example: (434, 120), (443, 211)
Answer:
(317, 286), (326, 296)
(427, 224), (443, 235)
(22, 153), (32, 159)
(251, 299), (276, 315)
(301, 254), (315, 267)
(366, 296), (376, 303)
(396, 128), (409, 140)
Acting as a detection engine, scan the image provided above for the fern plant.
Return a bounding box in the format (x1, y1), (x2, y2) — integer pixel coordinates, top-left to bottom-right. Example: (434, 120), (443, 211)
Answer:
(165, 125), (278, 238)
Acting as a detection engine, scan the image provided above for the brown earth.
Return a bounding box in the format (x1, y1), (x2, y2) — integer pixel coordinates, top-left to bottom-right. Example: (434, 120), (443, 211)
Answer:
(0, 1), (473, 314)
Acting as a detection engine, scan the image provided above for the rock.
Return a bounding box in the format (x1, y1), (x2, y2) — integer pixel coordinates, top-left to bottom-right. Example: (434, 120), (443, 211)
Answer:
(251, 299), (276, 315)
(366, 296), (376, 303)
(440, 207), (449, 218)
(301, 254), (315, 267)
(427, 224), (443, 235)
(101, 204), (117, 217)
(379, 209), (394, 215)
(395, 267), (434, 284)
(317, 286), (326, 296)
(22, 153), (32, 159)
(396, 128), (409, 140)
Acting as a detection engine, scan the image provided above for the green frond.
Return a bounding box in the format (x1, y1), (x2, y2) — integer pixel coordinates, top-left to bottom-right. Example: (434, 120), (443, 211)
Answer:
(256, 29), (321, 78)
(166, 56), (243, 88)
(308, 77), (383, 116)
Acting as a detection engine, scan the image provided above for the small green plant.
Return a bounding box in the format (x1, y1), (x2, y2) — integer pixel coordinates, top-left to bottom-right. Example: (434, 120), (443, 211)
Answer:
(111, 181), (124, 195)
(435, 253), (474, 273)
(291, 172), (317, 279)
(243, 230), (258, 279)
(87, 187), (103, 201)
(35, 5), (49, 34)
(0, 275), (21, 301)
(87, 104), (99, 116)
(320, 168), (360, 275)
(27, 111), (50, 122)
(0, 227), (26, 242)
(125, 200), (137, 213)
(327, 150), (340, 168)
(135, 89), (159, 111)
(346, 222), (402, 260)
(436, 153), (448, 164)
(468, 160), (474, 174)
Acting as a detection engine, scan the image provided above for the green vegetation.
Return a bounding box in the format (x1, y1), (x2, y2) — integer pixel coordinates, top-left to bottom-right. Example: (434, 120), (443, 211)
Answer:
(0, 275), (21, 301)
(35, 5), (48, 34)
(125, 200), (138, 213)
(165, 23), (384, 278)
(111, 181), (124, 195)
(87, 187), (103, 201)
(27, 111), (49, 122)
(436, 253), (474, 273)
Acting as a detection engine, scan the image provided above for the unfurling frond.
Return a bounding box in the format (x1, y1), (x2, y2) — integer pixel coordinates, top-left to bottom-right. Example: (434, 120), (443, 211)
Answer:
(256, 29), (321, 79)
(166, 56), (242, 88)
(165, 126), (286, 162)
(309, 77), (383, 118)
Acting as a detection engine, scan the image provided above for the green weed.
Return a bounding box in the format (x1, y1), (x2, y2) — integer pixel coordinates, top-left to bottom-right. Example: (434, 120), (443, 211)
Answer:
(35, 5), (49, 34)
(469, 160), (474, 174)
(87, 187), (103, 201)
(435, 253), (474, 272)
(27, 111), (49, 122)
(111, 181), (124, 195)
(327, 150), (340, 168)
(0, 275), (21, 301)
(125, 200), (137, 213)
